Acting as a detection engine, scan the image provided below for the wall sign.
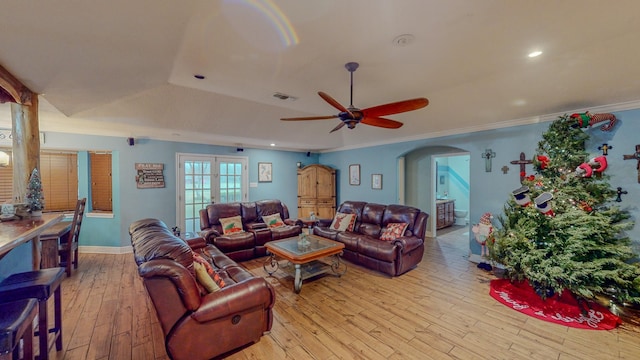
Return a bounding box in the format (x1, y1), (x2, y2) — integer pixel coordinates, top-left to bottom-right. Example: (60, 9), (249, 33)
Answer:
(135, 163), (165, 188)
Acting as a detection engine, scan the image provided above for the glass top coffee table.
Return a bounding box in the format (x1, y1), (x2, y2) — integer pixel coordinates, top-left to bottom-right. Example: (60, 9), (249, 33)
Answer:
(264, 234), (346, 293)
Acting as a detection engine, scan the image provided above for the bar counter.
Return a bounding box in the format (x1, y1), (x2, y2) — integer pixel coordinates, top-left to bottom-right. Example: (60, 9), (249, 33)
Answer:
(0, 213), (64, 270)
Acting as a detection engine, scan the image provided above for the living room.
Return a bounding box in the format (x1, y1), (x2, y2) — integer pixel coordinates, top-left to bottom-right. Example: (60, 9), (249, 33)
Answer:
(2, 1), (640, 359)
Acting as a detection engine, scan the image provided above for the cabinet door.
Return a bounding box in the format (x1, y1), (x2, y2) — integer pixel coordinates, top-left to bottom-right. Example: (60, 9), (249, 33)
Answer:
(298, 206), (315, 219)
(297, 167), (316, 198)
(316, 200), (335, 219)
(315, 167), (335, 198)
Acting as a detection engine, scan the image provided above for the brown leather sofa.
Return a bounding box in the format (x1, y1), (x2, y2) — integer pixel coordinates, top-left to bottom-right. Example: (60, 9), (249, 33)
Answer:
(199, 199), (302, 261)
(313, 201), (428, 276)
(129, 218), (275, 360)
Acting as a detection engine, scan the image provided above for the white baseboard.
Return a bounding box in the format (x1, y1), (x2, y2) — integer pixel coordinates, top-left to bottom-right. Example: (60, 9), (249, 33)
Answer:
(79, 245), (132, 254)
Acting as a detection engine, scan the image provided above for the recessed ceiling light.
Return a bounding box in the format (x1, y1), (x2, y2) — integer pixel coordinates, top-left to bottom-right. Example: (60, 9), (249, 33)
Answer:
(270, 143), (276, 147)
(528, 51), (543, 58)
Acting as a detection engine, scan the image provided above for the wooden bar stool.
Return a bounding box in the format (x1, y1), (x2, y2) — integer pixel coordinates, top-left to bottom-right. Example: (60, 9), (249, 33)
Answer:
(0, 298), (38, 360)
(0, 268), (65, 360)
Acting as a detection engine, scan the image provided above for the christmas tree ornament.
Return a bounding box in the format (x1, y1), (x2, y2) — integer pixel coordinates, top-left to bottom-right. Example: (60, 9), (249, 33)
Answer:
(579, 201), (593, 212)
(569, 111), (617, 131)
(534, 192), (554, 216)
(588, 156), (608, 173)
(536, 155), (549, 170)
(512, 186), (531, 206)
(575, 162), (593, 177)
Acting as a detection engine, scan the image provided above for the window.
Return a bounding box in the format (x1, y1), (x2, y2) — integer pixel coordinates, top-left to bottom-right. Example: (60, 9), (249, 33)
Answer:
(0, 150), (78, 212)
(90, 152), (112, 212)
(40, 153), (78, 211)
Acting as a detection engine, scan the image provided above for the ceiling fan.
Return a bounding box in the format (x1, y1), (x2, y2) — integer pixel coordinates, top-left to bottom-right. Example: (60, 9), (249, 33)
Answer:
(281, 62), (429, 133)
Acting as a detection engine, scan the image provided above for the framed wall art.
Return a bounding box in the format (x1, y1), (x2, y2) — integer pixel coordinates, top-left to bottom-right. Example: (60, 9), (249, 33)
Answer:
(349, 164), (360, 185)
(372, 174), (382, 190)
(258, 162), (272, 182)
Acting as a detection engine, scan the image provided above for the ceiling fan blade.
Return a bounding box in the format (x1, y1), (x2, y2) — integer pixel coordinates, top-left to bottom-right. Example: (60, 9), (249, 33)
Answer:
(329, 122), (346, 133)
(361, 116), (403, 129)
(281, 115), (338, 121)
(362, 97), (429, 117)
(318, 91), (351, 115)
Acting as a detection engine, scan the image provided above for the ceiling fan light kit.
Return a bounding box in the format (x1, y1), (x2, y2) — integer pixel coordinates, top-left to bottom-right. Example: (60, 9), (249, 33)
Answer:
(281, 62), (429, 133)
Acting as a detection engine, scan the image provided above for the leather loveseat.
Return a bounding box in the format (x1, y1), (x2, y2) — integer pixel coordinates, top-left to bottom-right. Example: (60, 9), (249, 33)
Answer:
(199, 199), (302, 261)
(129, 218), (275, 360)
(313, 201), (428, 276)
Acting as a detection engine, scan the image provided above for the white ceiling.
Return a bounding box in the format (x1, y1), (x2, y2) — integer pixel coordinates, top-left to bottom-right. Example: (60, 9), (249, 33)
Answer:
(2, 0), (640, 151)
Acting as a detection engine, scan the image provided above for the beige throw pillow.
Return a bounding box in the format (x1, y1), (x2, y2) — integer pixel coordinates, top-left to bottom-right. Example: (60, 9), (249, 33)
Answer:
(330, 212), (356, 232)
(219, 215), (244, 235)
(263, 213), (285, 228)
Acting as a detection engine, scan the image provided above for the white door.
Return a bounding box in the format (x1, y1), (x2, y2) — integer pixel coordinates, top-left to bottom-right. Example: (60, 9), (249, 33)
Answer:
(177, 154), (248, 234)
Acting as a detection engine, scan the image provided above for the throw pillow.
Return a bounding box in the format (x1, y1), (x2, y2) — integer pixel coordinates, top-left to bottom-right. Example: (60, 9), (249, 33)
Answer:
(330, 212), (356, 232)
(219, 215), (244, 235)
(193, 261), (220, 293)
(379, 222), (409, 241)
(262, 213), (285, 228)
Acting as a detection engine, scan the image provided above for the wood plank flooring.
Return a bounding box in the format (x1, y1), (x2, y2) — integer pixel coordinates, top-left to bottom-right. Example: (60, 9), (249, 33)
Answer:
(48, 228), (640, 359)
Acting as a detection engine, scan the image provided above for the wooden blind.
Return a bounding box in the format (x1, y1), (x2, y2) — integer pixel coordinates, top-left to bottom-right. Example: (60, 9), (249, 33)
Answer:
(0, 161), (12, 204)
(40, 153), (78, 211)
(0, 152), (78, 211)
(90, 152), (112, 212)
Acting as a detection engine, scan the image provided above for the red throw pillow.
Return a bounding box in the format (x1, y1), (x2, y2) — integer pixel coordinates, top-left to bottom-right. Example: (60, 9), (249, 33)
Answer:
(379, 223), (409, 241)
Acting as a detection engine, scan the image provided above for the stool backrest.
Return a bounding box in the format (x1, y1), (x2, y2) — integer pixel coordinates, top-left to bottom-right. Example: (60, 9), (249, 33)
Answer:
(60, 198), (86, 276)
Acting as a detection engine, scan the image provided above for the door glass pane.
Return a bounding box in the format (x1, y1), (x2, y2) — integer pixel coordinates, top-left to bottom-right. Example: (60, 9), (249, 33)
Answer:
(183, 160), (212, 233)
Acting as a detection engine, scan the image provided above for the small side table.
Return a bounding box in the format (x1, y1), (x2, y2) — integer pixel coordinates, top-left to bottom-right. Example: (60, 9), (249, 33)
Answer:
(298, 218), (317, 235)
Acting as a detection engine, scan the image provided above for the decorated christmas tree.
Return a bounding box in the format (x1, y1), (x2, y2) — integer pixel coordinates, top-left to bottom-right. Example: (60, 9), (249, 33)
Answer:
(26, 167), (45, 213)
(488, 114), (640, 305)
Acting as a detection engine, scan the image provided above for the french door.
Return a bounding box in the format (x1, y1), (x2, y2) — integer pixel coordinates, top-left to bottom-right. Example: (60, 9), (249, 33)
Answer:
(176, 154), (248, 234)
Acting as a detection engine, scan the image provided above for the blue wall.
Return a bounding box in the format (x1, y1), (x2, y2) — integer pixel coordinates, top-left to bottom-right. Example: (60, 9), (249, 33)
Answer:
(2, 108), (640, 277)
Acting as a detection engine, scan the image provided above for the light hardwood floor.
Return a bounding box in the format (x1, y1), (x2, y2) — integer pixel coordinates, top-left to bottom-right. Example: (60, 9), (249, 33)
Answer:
(48, 227), (640, 359)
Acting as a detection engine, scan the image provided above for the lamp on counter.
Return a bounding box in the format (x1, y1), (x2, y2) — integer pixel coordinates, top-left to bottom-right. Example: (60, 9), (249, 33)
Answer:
(0, 150), (10, 167)
(296, 162), (302, 168)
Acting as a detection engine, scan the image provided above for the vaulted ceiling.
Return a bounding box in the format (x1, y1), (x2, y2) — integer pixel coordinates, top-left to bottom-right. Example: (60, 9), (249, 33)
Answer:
(2, 0), (640, 151)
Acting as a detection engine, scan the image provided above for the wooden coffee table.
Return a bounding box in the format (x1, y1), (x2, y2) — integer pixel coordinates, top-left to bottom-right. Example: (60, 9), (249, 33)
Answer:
(264, 235), (346, 293)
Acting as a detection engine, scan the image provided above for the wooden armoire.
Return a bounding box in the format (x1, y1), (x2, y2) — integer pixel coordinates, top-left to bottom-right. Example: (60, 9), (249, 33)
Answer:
(297, 164), (336, 219)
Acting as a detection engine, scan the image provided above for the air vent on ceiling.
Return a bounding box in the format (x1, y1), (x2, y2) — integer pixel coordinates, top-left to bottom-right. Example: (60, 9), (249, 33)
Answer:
(273, 92), (297, 101)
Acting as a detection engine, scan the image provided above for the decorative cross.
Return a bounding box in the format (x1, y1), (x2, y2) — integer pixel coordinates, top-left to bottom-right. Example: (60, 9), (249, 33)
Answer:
(623, 144), (640, 183)
(616, 187), (628, 202)
(598, 143), (612, 156)
(501, 165), (510, 174)
(481, 149), (496, 172)
(510, 152), (533, 183)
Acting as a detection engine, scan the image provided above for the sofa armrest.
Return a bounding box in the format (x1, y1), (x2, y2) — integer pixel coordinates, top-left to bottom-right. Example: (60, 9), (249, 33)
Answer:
(186, 237), (207, 250)
(192, 277), (275, 322)
(246, 222), (268, 230)
(138, 259), (201, 311)
(393, 236), (424, 253)
(200, 228), (220, 243)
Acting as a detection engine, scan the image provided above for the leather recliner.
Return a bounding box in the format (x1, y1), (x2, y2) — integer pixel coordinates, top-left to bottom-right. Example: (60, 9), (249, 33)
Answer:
(129, 218), (275, 360)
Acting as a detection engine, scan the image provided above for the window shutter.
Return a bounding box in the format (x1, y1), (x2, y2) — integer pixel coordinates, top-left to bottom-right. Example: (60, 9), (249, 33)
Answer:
(90, 152), (112, 211)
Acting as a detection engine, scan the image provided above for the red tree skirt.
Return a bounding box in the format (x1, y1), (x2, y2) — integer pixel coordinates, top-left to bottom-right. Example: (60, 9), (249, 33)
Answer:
(490, 279), (621, 330)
